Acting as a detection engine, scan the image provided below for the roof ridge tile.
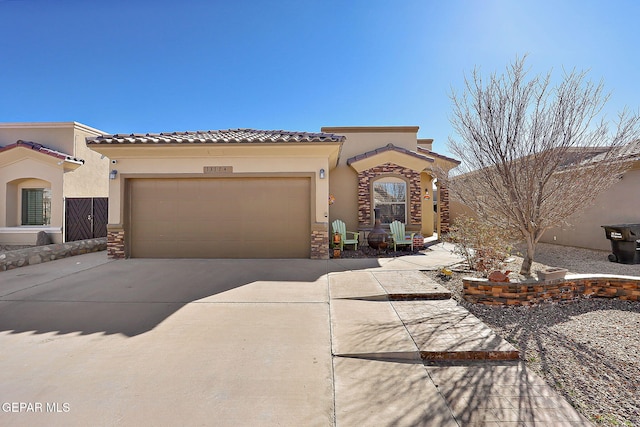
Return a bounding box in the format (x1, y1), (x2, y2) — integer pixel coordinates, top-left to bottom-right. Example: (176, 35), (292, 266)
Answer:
(86, 128), (346, 145)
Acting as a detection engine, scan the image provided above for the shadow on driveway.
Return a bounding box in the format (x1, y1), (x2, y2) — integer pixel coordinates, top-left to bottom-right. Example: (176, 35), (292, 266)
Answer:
(0, 257), (380, 337)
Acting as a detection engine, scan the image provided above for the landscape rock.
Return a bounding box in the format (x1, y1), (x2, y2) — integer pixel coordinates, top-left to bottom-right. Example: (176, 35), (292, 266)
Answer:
(35, 231), (52, 246)
(0, 238), (107, 271)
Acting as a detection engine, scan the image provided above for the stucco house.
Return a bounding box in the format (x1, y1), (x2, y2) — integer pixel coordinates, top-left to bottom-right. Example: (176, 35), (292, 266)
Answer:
(0, 122), (109, 245)
(86, 126), (459, 259)
(538, 141), (640, 250)
(449, 141), (640, 251)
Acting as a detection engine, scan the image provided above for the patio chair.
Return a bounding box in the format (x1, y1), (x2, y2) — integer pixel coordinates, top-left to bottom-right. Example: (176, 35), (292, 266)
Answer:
(389, 220), (415, 251)
(331, 219), (359, 250)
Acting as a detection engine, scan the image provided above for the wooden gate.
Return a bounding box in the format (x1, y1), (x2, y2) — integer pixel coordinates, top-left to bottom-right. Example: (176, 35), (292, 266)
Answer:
(65, 198), (108, 242)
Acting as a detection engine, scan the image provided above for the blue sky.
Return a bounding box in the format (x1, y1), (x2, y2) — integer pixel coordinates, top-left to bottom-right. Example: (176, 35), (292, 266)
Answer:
(1, 0), (638, 157)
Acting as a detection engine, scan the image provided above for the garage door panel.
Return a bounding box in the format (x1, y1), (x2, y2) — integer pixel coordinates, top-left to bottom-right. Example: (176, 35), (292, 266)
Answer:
(130, 178), (310, 258)
(133, 240), (180, 258)
(133, 200), (161, 219)
(156, 201), (179, 221)
(131, 220), (179, 240)
(175, 240), (229, 258)
(176, 222), (237, 241)
(211, 202), (241, 220)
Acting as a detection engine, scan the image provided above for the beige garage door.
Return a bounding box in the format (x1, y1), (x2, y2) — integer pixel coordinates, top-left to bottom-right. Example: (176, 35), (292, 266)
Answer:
(129, 177), (311, 258)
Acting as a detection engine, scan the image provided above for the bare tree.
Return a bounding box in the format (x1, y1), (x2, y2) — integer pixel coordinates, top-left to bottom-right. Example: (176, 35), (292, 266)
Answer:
(447, 56), (640, 276)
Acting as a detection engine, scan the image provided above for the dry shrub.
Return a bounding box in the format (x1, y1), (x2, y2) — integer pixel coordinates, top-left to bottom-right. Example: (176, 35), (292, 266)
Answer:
(446, 215), (512, 276)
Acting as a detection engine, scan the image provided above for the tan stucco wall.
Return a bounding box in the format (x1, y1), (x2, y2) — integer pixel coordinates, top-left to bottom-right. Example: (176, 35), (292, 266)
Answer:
(0, 123), (74, 154)
(328, 165), (360, 232)
(448, 162), (640, 251)
(86, 144), (340, 229)
(324, 127), (439, 236)
(322, 127), (419, 161)
(326, 128), (419, 233)
(420, 172), (435, 236)
(0, 152), (64, 227)
(0, 154), (64, 244)
(63, 124), (109, 197)
(449, 199), (478, 224)
(540, 163), (640, 251)
(0, 122), (108, 198)
(0, 122), (108, 245)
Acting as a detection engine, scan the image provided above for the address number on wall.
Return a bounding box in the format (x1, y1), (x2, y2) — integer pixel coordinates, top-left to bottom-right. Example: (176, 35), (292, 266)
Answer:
(203, 166), (233, 174)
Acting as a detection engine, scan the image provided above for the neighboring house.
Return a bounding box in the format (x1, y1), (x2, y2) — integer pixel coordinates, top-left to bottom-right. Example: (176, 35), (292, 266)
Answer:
(539, 142), (640, 250)
(449, 141), (640, 251)
(86, 126), (459, 259)
(0, 122), (110, 245)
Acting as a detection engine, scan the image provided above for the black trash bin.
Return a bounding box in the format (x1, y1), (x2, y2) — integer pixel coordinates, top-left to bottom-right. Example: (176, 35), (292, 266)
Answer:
(601, 224), (640, 264)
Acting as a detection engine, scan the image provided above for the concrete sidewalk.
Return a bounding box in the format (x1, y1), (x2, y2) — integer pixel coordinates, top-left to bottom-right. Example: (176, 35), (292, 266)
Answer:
(329, 269), (591, 426)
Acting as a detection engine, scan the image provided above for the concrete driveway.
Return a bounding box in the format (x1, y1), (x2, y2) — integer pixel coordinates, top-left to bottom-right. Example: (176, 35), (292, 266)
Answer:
(0, 248), (462, 426)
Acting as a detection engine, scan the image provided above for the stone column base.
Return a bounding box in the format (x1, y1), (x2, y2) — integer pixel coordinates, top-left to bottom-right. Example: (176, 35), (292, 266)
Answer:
(311, 223), (329, 259)
(107, 226), (125, 259)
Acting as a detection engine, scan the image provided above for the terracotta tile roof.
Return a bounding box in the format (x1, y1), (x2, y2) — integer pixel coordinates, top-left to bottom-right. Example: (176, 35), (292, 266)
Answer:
(86, 129), (346, 145)
(0, 140), (84, 164)
(561, 142), (639, 167)
(416, 146), (461, 165)
(610, 139), (640, 160)
(346, 143), (435, 166)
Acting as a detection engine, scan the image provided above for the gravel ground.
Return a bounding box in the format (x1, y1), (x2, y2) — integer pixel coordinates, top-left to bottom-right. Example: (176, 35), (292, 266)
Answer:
(427, 242), (640, 427)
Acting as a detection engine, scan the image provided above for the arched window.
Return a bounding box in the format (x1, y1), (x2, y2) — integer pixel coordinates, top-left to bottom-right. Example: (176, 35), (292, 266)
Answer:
(373, 177), (406, 224)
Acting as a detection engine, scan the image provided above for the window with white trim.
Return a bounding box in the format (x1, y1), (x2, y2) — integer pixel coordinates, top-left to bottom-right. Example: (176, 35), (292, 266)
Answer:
(21, 188), (52, 226)
(373, 177), (407, 224)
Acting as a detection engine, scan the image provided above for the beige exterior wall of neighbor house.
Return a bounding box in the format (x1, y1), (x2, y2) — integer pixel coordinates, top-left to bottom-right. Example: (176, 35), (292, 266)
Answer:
(540, 162), (640, 251)
(0, 122), (109, 245)
(0, 123), (109, 198)
(0, 124), (74, 154)
(449, 160), (639, 252)
(0, 151), (66, 243)
(63, 123), (109, 197)
(449, 199), (477, 224)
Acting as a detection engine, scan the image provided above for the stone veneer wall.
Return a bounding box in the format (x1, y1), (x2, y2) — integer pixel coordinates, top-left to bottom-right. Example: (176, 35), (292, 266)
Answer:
(311, 224), (329, 260)
(357, 163), (421, 227)
(0, 238), (107, 271)
(438, 183), (451, 234)
(463, 276), (640, 306)
(107, 229), (126, 259)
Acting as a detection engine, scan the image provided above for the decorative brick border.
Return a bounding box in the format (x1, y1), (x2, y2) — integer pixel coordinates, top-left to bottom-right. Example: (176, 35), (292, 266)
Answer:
(311, 223), (329, 260)
(463, 275), (640, 306)
(107, 228), (126, 259)
(357, 163), (421, 227)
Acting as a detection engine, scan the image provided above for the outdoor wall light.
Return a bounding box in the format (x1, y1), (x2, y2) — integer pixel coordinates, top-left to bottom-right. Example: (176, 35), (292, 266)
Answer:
(319, 168), (326, 179)
(109, 170), (118, 180)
